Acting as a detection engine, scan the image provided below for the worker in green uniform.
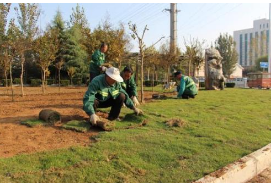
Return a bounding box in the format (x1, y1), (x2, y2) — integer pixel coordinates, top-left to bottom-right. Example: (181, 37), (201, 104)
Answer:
(120, 66), (140, 106)
(174, 71), (198, 99)
(89, 42), (108, 82)
(83, 67), (143, 125)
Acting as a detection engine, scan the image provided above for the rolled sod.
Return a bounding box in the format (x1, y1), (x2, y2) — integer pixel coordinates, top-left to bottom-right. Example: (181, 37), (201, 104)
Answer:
(39, 109), (61, 124)
(96, 118), (115, 131)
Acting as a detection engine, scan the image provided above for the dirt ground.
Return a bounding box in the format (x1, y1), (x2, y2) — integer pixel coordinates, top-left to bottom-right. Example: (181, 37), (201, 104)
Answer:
(0, 86), (172, 158)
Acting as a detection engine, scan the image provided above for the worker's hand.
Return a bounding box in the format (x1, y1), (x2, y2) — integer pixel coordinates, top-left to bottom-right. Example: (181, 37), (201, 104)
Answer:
(131, 96), (140, 106)
(90, 114), (100, 126)
(101, 66), (107, 72)
(133, 107), (143, 115)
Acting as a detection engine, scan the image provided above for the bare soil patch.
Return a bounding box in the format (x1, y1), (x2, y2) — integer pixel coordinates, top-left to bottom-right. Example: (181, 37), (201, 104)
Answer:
(0, 86), (164, 158)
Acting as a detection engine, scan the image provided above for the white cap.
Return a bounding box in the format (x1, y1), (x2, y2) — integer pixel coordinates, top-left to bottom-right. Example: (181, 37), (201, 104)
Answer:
(105, 67), (123, 82)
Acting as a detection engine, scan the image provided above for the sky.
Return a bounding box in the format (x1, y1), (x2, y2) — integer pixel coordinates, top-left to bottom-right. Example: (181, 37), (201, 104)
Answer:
(6, 3), (270, 52)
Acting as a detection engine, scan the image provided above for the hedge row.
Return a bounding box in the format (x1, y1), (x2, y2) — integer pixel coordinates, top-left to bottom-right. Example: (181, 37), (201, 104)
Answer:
(198, 82), (235, 88)
(225, 83), (235, 88)
(144, 80), (161, 87)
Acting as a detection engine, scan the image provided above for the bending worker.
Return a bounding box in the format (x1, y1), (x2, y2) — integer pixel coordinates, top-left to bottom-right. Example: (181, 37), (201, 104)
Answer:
(120, 66), (140, 106)
(83, 67), (143, 125)
(89, 42), (108, 82)
(174, 71), (198, 99)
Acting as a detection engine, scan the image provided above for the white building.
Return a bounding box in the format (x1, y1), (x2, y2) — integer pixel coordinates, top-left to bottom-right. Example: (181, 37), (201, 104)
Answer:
(230, 63), (244, 78)
(233, 19), (269, 69)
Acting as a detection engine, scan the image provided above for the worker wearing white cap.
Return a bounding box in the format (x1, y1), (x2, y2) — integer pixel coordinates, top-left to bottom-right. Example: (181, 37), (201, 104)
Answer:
(83, 67), (143, 125)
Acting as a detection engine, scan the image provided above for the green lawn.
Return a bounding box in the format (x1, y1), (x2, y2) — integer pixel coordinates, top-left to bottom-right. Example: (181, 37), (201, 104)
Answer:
(1, 88), (271, 183)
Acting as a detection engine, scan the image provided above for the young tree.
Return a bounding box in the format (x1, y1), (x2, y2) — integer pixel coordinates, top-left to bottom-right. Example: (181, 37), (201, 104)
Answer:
(67, 66), (76, 85)
(215, 33), (238, 77)
(182, 38), (205, 77)
(5, 18), (22, 101)
(55, 59), (64, 91)
(159, 40), (181, 81)
(34, 30), (58, 94)
(144, 46), (160, 92)
(15, 3), (41, 96)
(0, 49), (10, 88)
(129, 23), (148, 103)
(89, 19), (131, 68)
(0, 3), (11, 90)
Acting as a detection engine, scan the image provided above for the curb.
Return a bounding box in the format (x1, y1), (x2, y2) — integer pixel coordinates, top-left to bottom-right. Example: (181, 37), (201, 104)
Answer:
(194, 143), (271, 183)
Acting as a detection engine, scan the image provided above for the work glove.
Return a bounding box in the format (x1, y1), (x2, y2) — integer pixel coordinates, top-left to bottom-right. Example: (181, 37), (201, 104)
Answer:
(90, 114), (100, 126)
(101, 66), (107, 72)
(133, 107), (143, 115)
(131, 96), (140, 106)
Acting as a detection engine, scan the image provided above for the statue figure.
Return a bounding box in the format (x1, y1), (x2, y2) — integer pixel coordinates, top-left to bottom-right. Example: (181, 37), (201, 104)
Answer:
(205, 48), (225, 90)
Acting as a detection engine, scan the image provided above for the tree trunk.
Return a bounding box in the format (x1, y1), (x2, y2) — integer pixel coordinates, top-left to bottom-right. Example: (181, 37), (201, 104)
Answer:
(136, 59), (139, 85)
(58, 68), (61, 92)
(147, 68), (150, 81)
(140, 50), (144, 103)
(152, 66), (155, 92)
(20, 55), (25, 97)
(4, 69), (8, 95)
(193, 64), (196, 77)
(9, 61), (14, 102)
(42, 69), (45, 94)
(167, 66), (170, 82)
(188, 59), (191, 77)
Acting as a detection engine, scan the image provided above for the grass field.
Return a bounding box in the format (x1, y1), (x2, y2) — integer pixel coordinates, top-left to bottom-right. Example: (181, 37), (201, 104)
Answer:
(0, 88), (271, 183)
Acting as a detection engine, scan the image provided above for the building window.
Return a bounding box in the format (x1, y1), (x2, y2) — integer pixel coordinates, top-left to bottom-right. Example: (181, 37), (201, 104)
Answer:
(263, 24), (265, 29)
(250, 33), (253, 65)
(267, 30), (269, 55)
(261, 31), (264, 56)
(267, 23), (269, 28)
(260, 24), (261, 29)
(255, 32), (258, 60)
(240, 34), (243, 66)
(245, 33), (248, 66)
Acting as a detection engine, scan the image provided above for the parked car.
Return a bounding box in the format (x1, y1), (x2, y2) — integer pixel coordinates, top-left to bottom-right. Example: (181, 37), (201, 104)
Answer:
(227, 77), (248, 88)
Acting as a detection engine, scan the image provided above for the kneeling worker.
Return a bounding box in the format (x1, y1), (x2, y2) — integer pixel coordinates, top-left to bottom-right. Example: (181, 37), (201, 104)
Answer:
(120, 66), (140, 106)
(174, 71), (198, 99)
(83, 67), (143, 125)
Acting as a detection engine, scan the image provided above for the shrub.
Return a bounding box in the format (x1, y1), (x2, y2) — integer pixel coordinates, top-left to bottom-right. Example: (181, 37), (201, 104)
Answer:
(72, 78), (82, 85)
(144, 80), (159, 87)
(47, 79), (55, 85)
(30, 79), (41, 87)
(60, 80), (70, 86)
(14, 78), (21, 85)
(225, 83), (235, 88)
(199, 82), (205, 88)
(1, 79), (11, 86)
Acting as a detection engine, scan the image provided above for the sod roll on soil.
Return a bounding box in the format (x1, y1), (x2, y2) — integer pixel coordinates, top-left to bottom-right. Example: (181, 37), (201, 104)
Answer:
(96, 118), (115, 131)
(39, 109), (61, 124)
